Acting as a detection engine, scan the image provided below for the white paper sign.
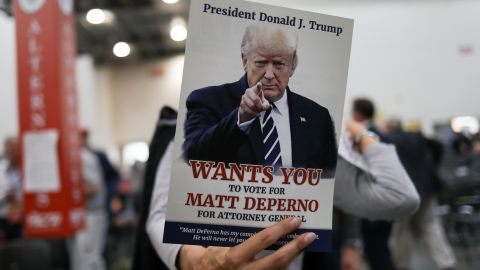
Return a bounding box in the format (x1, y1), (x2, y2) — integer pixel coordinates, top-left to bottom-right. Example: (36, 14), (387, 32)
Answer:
(23, 129), (61, 192)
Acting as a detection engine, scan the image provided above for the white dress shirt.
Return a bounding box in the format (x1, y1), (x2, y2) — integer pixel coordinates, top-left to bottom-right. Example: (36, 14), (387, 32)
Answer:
(238, 91), (292, 168)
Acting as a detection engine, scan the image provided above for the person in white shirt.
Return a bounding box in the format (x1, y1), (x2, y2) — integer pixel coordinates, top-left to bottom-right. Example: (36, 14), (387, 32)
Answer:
(0, 137), (22, 240)
(146, 121), (420, 270)
(69, 135), (107, 270)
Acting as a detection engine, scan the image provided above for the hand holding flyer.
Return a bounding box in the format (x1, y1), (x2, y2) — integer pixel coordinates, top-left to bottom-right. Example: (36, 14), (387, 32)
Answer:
(178, 217), (316, 270)
(164, 0), (353, 252)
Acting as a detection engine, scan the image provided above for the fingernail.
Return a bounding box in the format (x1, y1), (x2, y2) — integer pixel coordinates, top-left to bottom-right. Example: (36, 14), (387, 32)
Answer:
(303, 232), (316, 243)
(289, 217), (301, 227)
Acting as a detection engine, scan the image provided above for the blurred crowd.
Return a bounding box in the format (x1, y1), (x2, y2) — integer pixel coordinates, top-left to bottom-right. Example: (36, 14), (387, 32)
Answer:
(1, 99), (480, 270)
(0, 130), (140, 270)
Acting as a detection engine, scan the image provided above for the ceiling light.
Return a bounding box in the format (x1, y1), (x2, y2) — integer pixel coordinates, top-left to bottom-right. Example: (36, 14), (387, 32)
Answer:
(86, 9), (105, 24)
(451, 116), (479, 134)
(170, 17), (187, 42)
(170, 25), (187, 42)
(163, 0), (179, 4)
(113, 42), (130, 58)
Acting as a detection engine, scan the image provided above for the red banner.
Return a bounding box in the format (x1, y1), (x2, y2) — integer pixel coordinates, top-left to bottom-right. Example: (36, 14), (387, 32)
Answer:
(15, 0), (85, 237)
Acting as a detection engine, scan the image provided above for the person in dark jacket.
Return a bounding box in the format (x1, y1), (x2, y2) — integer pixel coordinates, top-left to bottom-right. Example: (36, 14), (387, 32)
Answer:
(131, 107), (177, 270)
(386, 118), (456, 270)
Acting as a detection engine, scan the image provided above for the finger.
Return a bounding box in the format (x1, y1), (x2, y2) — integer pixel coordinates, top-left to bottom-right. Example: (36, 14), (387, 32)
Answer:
(241, 95), (254, 110)
(252, 232), (317, 270)
(255, 82), (262, 94)
(229, 217), (301, 262)
(248, 93), (268, 112)
(240, 103), (259, 118)
(256, 87), (271, 111)
(242, 95), (263, 115)
(258, 90), (270, 111)
(245, 91), (265, 112)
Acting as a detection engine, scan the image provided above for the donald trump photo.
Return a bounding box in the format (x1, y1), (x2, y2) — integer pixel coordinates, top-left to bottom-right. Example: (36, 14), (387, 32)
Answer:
(182, 23), (337, 178)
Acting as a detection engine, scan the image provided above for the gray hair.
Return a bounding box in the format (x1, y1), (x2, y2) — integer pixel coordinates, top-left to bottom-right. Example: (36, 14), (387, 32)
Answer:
(241, 24), (298, 70)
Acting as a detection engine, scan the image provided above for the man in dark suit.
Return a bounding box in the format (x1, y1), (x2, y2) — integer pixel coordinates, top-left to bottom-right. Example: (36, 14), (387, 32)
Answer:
(183, 24), (337, 177)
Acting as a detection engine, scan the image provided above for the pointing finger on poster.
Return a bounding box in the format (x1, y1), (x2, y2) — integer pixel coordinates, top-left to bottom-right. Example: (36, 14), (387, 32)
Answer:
(239, 82), (270, 123)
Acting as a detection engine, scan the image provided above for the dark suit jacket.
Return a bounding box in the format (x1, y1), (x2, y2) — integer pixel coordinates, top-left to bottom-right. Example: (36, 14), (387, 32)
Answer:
(131, 107), (177, 270)
(183, 75), (337, 177)
(388, 131), (440, 197)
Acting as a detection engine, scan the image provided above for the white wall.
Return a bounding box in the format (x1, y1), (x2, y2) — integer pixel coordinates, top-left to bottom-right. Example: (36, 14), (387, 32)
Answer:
(76, 57), (119, 162)
(91, 67), (118, 160)
(0, 13), (18, 152)
(253, 0), (480, 134)
(110, 55), (184, 145)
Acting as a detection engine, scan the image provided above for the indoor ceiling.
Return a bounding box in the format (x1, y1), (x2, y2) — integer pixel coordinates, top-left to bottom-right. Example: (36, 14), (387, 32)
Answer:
(0, 0), (190, 65)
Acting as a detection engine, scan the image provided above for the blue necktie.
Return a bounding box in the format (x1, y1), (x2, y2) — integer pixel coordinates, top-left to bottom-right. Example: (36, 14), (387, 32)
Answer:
(261, 105), (282, 169)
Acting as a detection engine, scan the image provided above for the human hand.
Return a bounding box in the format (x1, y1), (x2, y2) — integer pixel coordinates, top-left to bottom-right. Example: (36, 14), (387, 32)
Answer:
(341, 245), (362, 270)
(345, 120), (367, 138)
(346, 120), (378, 153)
(239, 82), (271, 123)
(179, 217), (316, 270)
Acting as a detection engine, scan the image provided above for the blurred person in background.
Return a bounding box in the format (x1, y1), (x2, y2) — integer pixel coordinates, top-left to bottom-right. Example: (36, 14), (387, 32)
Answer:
(438, 134), (475, 204)
(132, 107), (177, 270)
(351, 98), (396, 270)
(0, 136), (23, 241)
(472, 134), (480, 177)
(144, 114), (419, 270)
(386, 118), (456, 270)
(352, 98), (391, 143)
(69, 131), (108, 270)
(108, 180), (137, 270)
(80, 129), (121, 267)
(80, 129), (120, 220)
(472, 134), (480, 156)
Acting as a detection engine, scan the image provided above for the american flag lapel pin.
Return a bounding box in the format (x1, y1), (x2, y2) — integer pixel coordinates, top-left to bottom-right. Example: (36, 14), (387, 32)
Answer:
(300, 117), (306, 123)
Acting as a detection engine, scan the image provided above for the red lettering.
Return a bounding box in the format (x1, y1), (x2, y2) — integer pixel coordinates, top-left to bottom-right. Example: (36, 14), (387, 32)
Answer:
(189, 160), (215, 179)
(308, 168), (322, 185)
(245, 165), (262, 183)
(185, 192), (203, 206)
(242, 197), (319, 212)
(229, 163), (246, 182)
(244, 197), (255, 210)
(267, 197), (277, 210)
(185, 193), (239, 209)
(293, 168), (307, 185)
(262, 166), (274, 183)
(288, 199), (297, 211)
(280, 167), (294, 184)
(212, 162), (228, 180)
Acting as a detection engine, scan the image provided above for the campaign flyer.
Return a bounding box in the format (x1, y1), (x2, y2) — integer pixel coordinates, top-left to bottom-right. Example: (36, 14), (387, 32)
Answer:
(163, 0), (353, 251)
